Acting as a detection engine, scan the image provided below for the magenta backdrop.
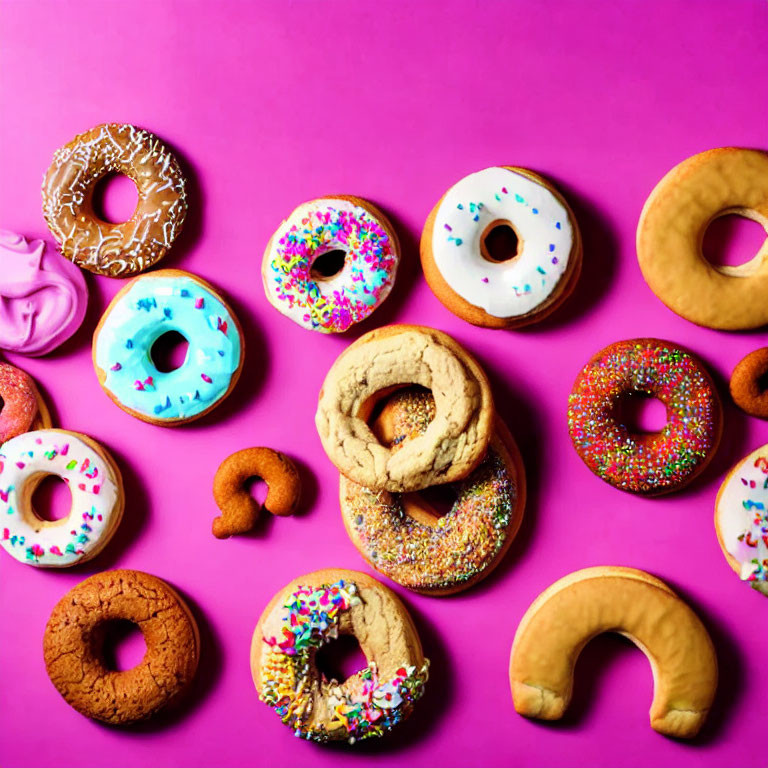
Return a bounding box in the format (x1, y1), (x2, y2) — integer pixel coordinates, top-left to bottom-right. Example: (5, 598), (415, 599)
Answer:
(1, 1), (766, 766)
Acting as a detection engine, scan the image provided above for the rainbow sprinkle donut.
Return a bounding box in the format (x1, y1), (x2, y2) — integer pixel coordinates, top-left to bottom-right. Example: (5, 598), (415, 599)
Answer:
(262, 196), (400, 333)
(568, 339), (721, 495)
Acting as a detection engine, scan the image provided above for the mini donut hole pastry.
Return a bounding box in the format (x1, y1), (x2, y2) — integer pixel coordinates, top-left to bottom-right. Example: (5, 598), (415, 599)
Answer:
(729, 347), (768, 419)
(212, 447), (301, 538)
(0, 363), (52, 443)
(420, 166), (582, 328)
(510, 567), (717, 739)
(44, 570), (199, 724)
(341, 386), (526, 594)
(715, 444), (768, 596)
(42, 123), (188, 277)
(251, 569), (429, 743)
(0, 429), (123, 567)
(568, 339), (721, 495)
(637, 147), (768, 330)
(262, 195), (400, 333)
(316, 324), (494, 493)
(93, 269), (244, 425)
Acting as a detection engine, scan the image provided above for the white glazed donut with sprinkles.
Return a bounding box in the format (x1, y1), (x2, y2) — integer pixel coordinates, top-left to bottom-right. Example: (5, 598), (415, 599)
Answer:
(421, 166), (582, 328)
(0, 429), (124, 567)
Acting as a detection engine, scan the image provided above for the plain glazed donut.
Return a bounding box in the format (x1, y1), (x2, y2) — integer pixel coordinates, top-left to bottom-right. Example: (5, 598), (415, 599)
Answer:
(637, 147), (768, 330)
(93, 269), (244, 426)
(509, 566), (717, 739)
(316, 324), (494, 493)
(568, 339), (721, 495)
(42, 123), (187, 277)
(0, 429), (123, 567)
(262, 196), (400, 333)
(0, 362), (52, 443)
(251, 569), (429, 743)
(340, 386), (526, 594)
(43, 569), (199, 724)
(420, 166), (582, 328)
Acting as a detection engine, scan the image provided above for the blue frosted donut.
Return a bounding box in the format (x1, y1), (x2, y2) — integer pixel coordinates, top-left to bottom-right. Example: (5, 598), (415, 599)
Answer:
(93, 270), (243, 424)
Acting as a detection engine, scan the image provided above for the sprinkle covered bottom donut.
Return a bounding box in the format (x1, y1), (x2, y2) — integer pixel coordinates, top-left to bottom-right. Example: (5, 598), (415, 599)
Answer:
(262, 196), (399, 333)
(568, 339), (721, 495)
(0, 363), (52, 442)
(340, 387), (526, 594)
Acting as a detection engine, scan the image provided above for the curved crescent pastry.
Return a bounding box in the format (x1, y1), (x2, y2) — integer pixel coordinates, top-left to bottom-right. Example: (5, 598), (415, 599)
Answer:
(509, 566), (717, 739)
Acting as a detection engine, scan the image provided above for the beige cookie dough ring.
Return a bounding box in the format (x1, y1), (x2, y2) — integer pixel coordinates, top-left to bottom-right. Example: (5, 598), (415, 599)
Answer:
(509, 566), (717, 739)
(315, 325), (494, 493)
(637, 147), (768, 330)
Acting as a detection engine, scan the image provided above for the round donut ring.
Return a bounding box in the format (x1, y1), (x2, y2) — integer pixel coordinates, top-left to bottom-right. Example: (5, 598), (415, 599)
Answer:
(509, 567), (717, 739)
(42, 123), (187, 277)
(43, 570), (199, 724)
(567, 338), (722, 495)
(315, 324), (494, 493)
(637, 147), (768, 330)
(729, 347), (768, 419)
(0, 362), (52, 443)
(251, 569), (429, 743)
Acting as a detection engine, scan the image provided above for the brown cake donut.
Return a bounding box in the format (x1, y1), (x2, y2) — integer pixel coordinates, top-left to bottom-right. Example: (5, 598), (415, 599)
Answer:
(729, 347), (768, 419)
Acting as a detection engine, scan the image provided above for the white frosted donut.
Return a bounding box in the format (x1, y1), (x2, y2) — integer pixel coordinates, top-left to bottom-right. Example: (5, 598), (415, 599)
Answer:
(421, 167), (580, 327)
(0, 430), (123, 567)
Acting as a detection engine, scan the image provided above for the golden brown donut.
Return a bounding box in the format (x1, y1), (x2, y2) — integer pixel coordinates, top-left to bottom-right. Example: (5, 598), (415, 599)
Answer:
(212, 447), (301, 538)
(509, 566), (717, 739)
(637, 147), (768, 330)
(251, 568), (429, 743)
(315, 324), (494, 493)
(43, 570), (200, 724)
(729, 347), (768, 419)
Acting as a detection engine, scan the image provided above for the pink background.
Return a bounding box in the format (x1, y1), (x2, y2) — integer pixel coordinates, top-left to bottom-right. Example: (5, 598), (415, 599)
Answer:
(1, 1), (766, 766)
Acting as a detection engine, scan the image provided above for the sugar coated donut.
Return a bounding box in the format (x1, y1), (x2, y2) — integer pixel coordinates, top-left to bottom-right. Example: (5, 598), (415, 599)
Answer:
(93, 269), (244, 426)
(0, 362), (52, 442)
(340, 387), (526, 594)
(0, 429), (123, 567)
(44, 570), (199, 724)
(729, 347), (768, 419)
(42, 123), (187, 277)
(212, 447), (301, 538)
(316, 324), (494, 492)
(509, 567), (717, 738)
(262, 196), (400, 333)
(0, 230), (87, 355)
(251, 569), (428, 743)
(420, 166), (581, 328)
(714, 444), (768, 596)
(568, 339), (721, 495)
(637, 147), (768, 330)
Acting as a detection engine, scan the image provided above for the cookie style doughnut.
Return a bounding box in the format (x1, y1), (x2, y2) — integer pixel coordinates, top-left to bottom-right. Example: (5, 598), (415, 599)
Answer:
(420, 166), (582, 328)
(42, 123), (187, 277)
(93, 269), (244, 426)
(262, 196), (400, 333)
(340, 387), (526, 594)
(0, 429), (123, 567)
(44, 570), (199, 724)
(637, 147), (768, 330)
(714, 444), (768, 596)
(316, 325), (494, 493)
(729, 348), (768, 419)
(212, 447), (301, 538)
(568, 339), (721, 495)
(510, 567), (717, 739)
(0, 231), (87, 356)
(0, 362), (52, 443)
(251, 569), (429, 743)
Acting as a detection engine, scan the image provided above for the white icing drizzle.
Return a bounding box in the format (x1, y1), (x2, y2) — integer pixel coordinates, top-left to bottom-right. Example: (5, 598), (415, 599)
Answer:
(431, 167), (574, 318)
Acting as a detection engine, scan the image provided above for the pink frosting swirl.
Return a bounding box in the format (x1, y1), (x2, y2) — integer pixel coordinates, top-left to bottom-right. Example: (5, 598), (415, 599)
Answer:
(0, 230), (87, 356)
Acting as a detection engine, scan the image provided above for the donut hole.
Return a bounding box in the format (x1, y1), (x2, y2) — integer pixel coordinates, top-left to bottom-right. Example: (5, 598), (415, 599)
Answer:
(702, 211), (768, 273)
(245, 476), (268, 506)
(91, 172), (139, 224)
(481, 220), (522, 263)
(98, 620), (147, 672)
(366, 385), (436, 447)
(0, 395), (4, 412)
(315, 634), (368, 684)
(30, 474), (72, 525)
(756, 369), (768, 393)
(310, 249), (347, 281)
(611, 392), (668, 436)
(403, 484), (456, 527)
(151, 331), (190, 373)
